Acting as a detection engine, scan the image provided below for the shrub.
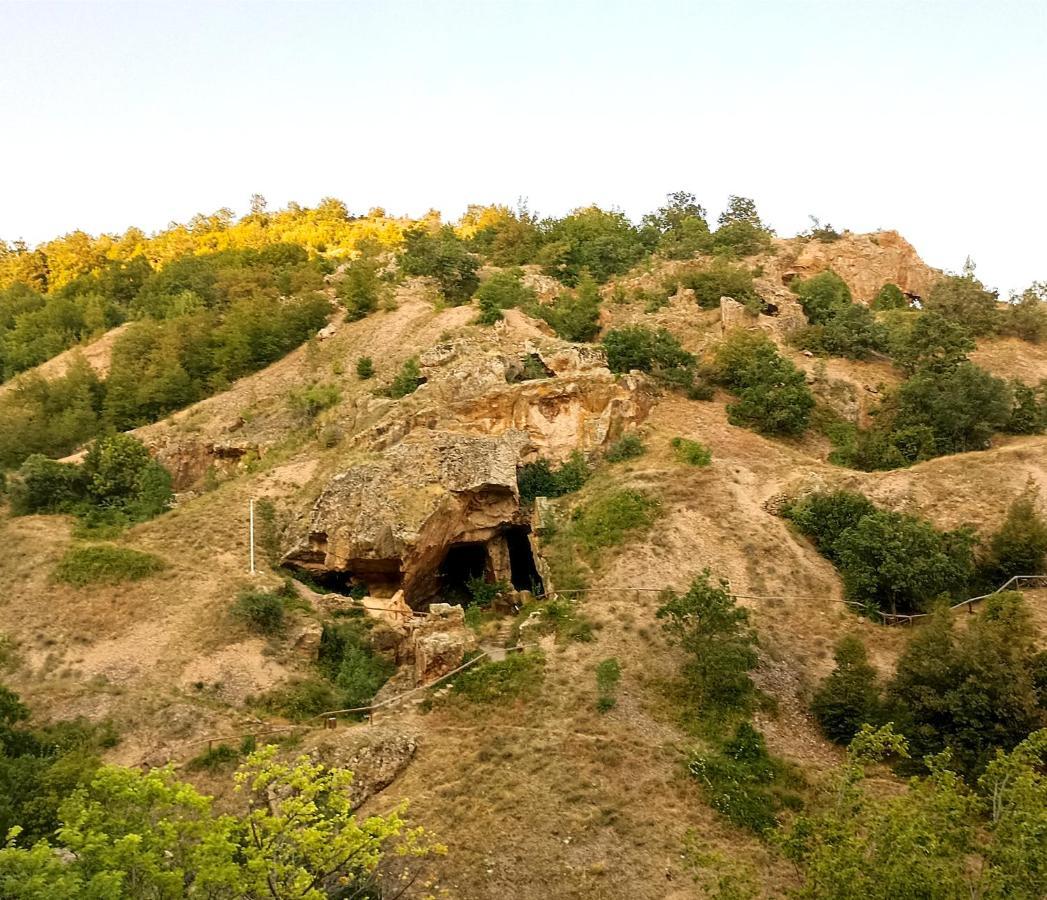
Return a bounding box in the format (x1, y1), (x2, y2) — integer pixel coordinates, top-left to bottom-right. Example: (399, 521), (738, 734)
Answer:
(980, 495), (1047, 584)
(187, 743), (239, 772)
(259, 678), (339, 721)
(527, 598), (595, 644)
(474, 269), (535, 324)
(923, 274), (999, 336)
(604, 433), (645, 462)
(517, 451), (590, 502)
(641, 191), (710, 259)
(891, 310), (976, 376)
(710, 196), (774, 256)
(337, 256), (387, 321)
(791, 270), (853, 325)
(539, 206), (647, 285)
(793, 304), (888, 360)
(466, 576), (510, 607)
(383, 357), (423, 398)
(834, 510), (975, 615)
(232, 586), (290, 635)
(8, 455), (86, 515)
(657, 570), (758, 717)
(712, 330), (815, 436)
(535, 272), (602, 342)
(80, 434), (172, 521)
(812, 635), (881, 744)
(1003, 380), (1047, 434)
(670, 437), (712, 466)
(53, 545), (166, 586)
(999, 286), (1047, 343)
(872, 282), (908, 311)
(601, 325), (699, 393)
(399, 225), (479, 304)
(784, 490), (877, 562)
(288, 382), (341, 419)
(317, 621), (394, 712)
(679, 260), (762, 311)
(595, 657), (621, 712)
(689, 722), (802, 834)
(355, 356), (374, 379)
(451, 651), (545, 703)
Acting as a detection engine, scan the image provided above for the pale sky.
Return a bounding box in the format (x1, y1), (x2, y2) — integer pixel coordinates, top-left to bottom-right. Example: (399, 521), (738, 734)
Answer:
(1, 0), (1044, 294)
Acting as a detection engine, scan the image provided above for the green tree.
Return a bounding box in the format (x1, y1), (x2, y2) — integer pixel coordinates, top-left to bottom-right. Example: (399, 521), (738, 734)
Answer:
(710, 196), (774, 256)
(474, 268), (535, 324)
(539, 206), (647, 284)
(679, 259), (762, 311)
(811, 635), (881, 744)
(535, 272), (602, 342)
(924, 274), (999, 336)
(656, 570), (758, 716)
(981, 495), (1047, 583)
(355, 356), (374, 380)
(999, 285), (1047, 343)
(641, 191), (711, 259)
(337, 255), (387, 321)
(791, 270), (853, 325)
(891, 311), (975, 375)
(400, 224), (480, 304)
(872, 282), (908, 310)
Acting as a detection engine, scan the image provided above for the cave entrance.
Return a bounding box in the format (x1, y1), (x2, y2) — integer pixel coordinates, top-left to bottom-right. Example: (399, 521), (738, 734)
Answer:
(506, 526), (544, 594)
(439, 542), (490, 602)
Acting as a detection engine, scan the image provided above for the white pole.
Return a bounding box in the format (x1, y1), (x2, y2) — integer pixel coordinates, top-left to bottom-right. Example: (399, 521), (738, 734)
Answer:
(249, 498), (255, 575)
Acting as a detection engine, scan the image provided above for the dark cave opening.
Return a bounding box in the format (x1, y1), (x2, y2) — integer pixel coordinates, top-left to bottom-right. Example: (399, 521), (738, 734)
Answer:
(506, 526), (544, 594)
(439, 542), (490, 600)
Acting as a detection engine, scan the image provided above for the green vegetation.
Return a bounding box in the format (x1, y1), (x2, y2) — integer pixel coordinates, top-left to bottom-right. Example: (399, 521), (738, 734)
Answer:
(355, 355), (374, 379)
(979, 494), (1047, 583)
(678, 259), (763, 311)
(791, 270), (888, 359)
(924, 272), (999, 336)
(710, 195), (774, 257)
(604, 433), (645, 462)
(871, 281), (908, 310)
(784, 725), (1047, 899)
(595, 657), (621, 712)
(538, 206), (647, 285)
(670, 436), (712, 466)
(399, 224), (479, 303)
(232, 582), (297, 636)
(811, 635), (882, 744)
(287, 381), (340, 419)
(337, 254), (389, 320)
(641, 191), (710, 259)
(1000, 284), (1047, 343)
(517, 451), (590, 502)
(474, 268), (535, 324)
(316, 620), (396, 713)
(601, 325), (706, 395)
(712, 329), (815, 436)
(568, 488), (659, 555)
(786, 489), (975, 615)
(689, 722), (803, 835)
(0, 744), (440, 899)
(534, 272), (602, 341)
(657, 571), (759, 720)
(517, 597), (595, 644)
(53, 544), (166, 586)
(450, 651), (545, 704)
(382, 356), (424, 398)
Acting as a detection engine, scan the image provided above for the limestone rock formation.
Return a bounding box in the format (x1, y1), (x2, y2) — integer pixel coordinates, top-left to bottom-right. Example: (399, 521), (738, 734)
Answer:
(307, 726), (419, 809)
(410, 603), (478, 684)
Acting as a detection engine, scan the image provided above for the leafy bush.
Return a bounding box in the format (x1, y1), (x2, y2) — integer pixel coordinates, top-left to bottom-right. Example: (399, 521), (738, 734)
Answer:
(232, 584), (293, 635)
(534, 272), (602, 342)
(53, 545), (166, 586)
(811, 635), (881, 744)
(679, 260), (762, 311)
(288, 382), (341, 419)
(186, 743), (240, 772)
(787, 490), (975, 615)
(525, 598), (595, 644)
(383, 357), (423, 398)
(474, 269), (535, 324)
(595, 657), (621, 712)
(890, 310), (975, 375)
(399, 225), (479, 304)
(601, 325), (701, 395)
(689, 722), (802, 834)
(980, 495), (1047, 584)
(604, 433), (645, 462)
(539, 206), (647, 285)
(791, 270), (854, 324)
(317, 621), (395, 712)
(712, 329), (815, 436)
(1003, 380), (1047, 434)
(872, 282), (908, 310)
(259, 678), (339, 721)
(355, 356), (374, 379)
(999, 285), (1047, 343)
(466, 576), (510, 608)
(8, 455), (86, 514)
(338, 256), (388, 321)
(709, 196), (774, 256)
(657, 570), (758, 716)
(888, 593), (1045, 775)
(517, 451), (590, 502)
(670, 437), (712, 466)
(450, 651), (545, 703)
(791, 271), (887, 359)
(923, 274), (999, 336)
(82, 433), (172, 519)
(640, 191), (710, 259)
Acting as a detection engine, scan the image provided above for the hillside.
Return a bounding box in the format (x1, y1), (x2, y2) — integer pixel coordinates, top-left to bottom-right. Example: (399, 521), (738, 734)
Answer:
(2, 211), (1047, 897)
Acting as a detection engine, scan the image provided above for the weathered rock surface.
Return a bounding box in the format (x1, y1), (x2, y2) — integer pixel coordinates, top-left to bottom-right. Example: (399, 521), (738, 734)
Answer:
(411, 603), (477, 684)
(307, 726), (419, 809)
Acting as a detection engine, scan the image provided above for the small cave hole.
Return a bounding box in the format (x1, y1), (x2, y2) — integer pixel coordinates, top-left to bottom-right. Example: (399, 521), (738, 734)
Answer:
(439, 542), (490, 602)
(505, 526), (544, 594)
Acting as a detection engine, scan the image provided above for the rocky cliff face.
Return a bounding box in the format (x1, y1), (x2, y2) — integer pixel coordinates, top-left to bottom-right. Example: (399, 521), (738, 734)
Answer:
(778, 231), (941, 303)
